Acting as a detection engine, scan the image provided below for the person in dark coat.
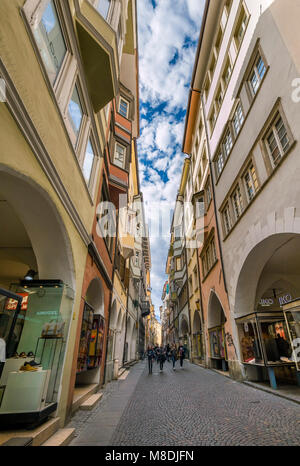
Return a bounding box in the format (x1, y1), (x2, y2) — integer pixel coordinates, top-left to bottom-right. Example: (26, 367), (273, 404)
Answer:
(166, 343), (171, 362)
(178, 344), (186, 368)
(170, 344), (177, 370)
(147, 346), (155, 374)
(158, 348), (166, 371)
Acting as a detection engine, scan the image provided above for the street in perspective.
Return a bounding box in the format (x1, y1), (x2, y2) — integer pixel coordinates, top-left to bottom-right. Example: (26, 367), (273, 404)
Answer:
(0, 0), (300, 452)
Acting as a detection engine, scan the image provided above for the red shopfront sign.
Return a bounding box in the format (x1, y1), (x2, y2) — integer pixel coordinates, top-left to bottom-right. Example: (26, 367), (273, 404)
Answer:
(5, 293), (29, 311)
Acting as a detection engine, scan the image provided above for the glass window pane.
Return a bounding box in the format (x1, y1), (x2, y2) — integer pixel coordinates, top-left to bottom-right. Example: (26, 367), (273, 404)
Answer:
(114, 143), (125, 168)
(119, 99), (128, 118)
(275, 118), (289, 153)
(83, 139), (95, 184)
(267, 131), (281, 166)
(256, 56), (266, 80)
(260, 320), (292, 364)
(250, 70), (259, 94)
(96, 0), (111, 19)
(68, 85), (83, 142)
(238, 321), (263, 364)
(33, 0), (67, 85)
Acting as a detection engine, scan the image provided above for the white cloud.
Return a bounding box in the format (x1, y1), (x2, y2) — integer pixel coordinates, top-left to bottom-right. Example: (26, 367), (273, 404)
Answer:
(137, 0), (205, 316)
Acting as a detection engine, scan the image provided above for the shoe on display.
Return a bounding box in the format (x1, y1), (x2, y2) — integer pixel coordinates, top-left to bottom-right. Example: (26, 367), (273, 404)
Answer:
(19, 352), (27, 358)
(19, 362), (38, 372)
(27, 351), (35, 358)
(13, 352), (19, 358)
(28, 360), (41, 367)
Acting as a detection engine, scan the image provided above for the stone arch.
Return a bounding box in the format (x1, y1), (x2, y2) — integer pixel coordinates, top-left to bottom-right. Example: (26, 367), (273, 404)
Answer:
(0, 165), (75, 288)
(179, 315), (189, 340)
(234, 233), (300, 318)
(207, 290), (227, 329)
(192, 311), (201, 334)
(85, 278), (104, 316)
(109, 300), (118, 330)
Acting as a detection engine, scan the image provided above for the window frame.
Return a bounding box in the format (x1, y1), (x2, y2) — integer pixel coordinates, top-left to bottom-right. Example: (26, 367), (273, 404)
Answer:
(81, 133), (99, 190)
(118, 96), (130, 119)
(248, 53), (267, 98)
(233, 3), (249, 52)
(232, 101), (244, 137)
(222, 203), (232, 236)
(113, 141), (127, 169)
(231, 183), (244, 221)
(201, 235), (218, 279)
(243, 163), (259, 202)
(264, 113), (290, 169)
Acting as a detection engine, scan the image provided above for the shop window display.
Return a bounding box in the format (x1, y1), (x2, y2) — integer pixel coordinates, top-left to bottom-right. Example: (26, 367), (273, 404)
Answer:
(209, 326), (227, 359)
(192, 333), (203, 359)
(259, 320), (292, 364)
(0, 281), (73, 420)
(284, 305), (300, 371)
(237, 320), (263, 364)
(77, 303), (105, 373)
(236, 312), (295, 367)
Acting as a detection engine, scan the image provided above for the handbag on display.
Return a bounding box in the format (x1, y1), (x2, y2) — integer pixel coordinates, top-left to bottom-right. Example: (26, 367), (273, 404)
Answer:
(41, 320), (65, 338)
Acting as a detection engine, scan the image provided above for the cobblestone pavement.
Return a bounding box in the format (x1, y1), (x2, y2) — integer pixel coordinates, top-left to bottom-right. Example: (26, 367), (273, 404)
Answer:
(69, 360), (300, 446)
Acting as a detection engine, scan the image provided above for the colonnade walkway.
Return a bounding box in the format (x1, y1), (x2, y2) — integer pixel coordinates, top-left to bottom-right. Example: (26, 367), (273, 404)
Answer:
(68, 360), (299, 446)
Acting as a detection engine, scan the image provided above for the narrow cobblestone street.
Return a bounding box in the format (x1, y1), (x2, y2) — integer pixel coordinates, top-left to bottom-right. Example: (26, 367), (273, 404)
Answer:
(69, 361), (300, 446)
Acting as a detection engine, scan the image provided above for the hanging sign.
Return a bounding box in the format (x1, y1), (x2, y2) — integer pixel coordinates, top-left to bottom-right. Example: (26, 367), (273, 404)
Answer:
(5, 293), (29, 311)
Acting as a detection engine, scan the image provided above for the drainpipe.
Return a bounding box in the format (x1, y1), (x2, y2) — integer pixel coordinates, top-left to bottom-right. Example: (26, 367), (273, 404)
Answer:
(182, 197), (193, 361)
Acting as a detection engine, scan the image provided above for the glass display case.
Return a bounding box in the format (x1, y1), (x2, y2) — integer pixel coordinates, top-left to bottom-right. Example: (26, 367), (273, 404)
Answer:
(283, 300), (300, 372)
(0, 281), (74, 425)
(237, 317), (264, 365)
(236, 311), (294, 367)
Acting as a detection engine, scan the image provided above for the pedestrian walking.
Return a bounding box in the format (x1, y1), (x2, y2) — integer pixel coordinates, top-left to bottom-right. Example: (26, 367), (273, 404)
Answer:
(166, 343), (171, 362)
(158, 348), (166, 371)
(155, 347), (160, 364)
(171, 344), (177, 370)
(178, 344), (186, 368)
(147, 346), (154, 374)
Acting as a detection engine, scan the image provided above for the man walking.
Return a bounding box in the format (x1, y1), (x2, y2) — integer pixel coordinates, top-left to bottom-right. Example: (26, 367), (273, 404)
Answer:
(147, 346), (154, 374)
(158, 348), (166, 372)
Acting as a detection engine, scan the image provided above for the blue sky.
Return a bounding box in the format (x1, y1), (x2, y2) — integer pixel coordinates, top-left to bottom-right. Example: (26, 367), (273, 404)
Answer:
(136, 0), (205, 320)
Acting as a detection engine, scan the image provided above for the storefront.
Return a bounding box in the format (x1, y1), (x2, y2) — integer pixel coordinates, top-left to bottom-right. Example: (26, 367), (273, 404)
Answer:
(75, 277), (106, 387)
(208, 325), (228, 371)
(0, 281), (73, 427)
(236, 307), (300, 388)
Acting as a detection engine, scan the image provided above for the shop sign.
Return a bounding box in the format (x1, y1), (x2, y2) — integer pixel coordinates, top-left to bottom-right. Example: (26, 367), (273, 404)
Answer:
(5, 293), (29, 311)
(259, 294), (292, 307)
